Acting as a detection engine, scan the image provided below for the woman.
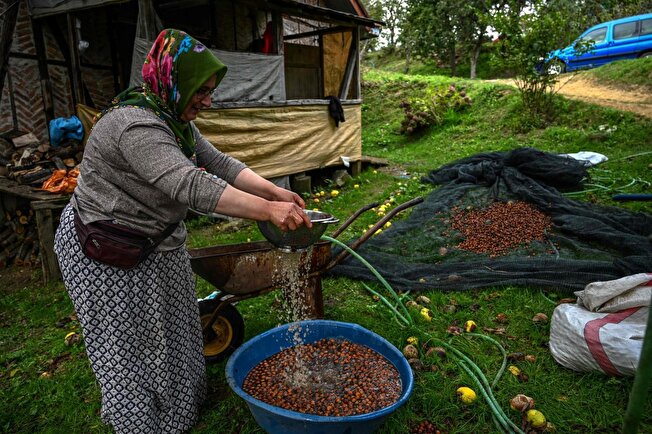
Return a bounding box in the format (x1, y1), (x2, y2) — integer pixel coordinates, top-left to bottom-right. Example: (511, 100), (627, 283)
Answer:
(54, 29), (310, 433)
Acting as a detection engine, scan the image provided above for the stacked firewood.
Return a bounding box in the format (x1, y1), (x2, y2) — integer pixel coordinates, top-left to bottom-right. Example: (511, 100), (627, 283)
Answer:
(0, 132), (82, 186)
(0, 205), (40, 269)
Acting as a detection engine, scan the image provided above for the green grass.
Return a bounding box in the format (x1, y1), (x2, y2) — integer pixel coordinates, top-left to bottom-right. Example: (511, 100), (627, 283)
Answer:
(1, 67), (651, 433)
(363, 46), (509, 80)
(585, 56), (652, 90)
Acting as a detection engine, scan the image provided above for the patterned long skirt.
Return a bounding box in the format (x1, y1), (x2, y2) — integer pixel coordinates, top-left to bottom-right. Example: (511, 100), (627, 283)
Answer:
(54, 204), (206, 433)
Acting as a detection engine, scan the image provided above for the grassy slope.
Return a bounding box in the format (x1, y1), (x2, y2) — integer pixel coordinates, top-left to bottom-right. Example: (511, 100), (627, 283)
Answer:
(1, 60), (651, 434)
(585, 56), (652, 89)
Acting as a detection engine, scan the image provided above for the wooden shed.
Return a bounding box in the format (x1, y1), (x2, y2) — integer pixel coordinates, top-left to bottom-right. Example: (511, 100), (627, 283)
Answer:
(1, 0), (382, 184)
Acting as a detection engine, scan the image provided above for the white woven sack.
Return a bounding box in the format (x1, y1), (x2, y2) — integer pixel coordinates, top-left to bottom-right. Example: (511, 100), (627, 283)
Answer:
(575, 273), (652, 313)
(549, 303), (648, 376)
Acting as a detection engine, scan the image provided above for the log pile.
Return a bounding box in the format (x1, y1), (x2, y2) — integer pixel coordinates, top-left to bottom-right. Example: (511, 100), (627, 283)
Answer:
(0, 131), (82, 186)
(0, 204), (41, 269)
(0, 130), (80, 270)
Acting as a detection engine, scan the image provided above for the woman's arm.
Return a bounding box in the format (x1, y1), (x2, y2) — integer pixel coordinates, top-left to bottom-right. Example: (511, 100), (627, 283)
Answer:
(232, 168), (306, 208)
(215, 184), (311, 231)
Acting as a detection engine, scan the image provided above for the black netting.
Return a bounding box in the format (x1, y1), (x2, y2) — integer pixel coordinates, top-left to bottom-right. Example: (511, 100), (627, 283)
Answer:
(329, 148), (652, 293)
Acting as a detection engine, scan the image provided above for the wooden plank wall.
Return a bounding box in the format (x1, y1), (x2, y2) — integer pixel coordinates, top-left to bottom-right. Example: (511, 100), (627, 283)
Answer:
(284, 42), (321, 99)
(0, 2), (115, 144)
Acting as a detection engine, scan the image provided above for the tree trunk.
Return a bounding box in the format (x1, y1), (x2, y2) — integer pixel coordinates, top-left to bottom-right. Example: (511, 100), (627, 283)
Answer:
(0, 0), (20, 102)
(470, 41), (482, 79)
(449, 44), (457, 77)
(404, 46), (411, 74)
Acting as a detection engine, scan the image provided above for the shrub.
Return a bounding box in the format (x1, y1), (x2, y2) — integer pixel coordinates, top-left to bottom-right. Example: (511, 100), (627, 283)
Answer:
(399, 84), (472, 135)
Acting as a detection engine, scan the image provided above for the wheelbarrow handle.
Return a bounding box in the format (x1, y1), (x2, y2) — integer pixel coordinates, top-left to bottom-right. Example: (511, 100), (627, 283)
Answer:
(330, 201), (381, 239)
(320, 196), (424, 274)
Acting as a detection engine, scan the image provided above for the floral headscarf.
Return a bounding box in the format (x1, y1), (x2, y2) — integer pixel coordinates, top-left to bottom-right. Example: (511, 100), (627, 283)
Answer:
(95, 29), (227, 158)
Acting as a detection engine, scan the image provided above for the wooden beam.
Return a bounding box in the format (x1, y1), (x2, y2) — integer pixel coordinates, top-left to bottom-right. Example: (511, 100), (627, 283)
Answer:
(31, 18), (55, 125)
(6, 69), (17, 129)
(272, 10), (283, 54)
(66, 13), (84, 106)
(353, 25), (361, 99)
(267, 0), (382, 28)
(0, 0), (20, 102)
(7, 51), (112, 70)
(284, 25), (349, 41)
(209, 0), (218, 47)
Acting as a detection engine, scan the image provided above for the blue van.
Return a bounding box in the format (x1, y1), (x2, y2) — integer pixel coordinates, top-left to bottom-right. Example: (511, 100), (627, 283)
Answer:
(545, 13), (652, 73)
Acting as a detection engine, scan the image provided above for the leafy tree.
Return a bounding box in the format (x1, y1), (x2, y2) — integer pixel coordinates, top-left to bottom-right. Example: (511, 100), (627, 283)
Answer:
(363, 0), (407, 51)
(402, 0), (499, 78)
(402, 1), (458, 74)
(359, 0), (384, 56)
(489, 0), (585, 121)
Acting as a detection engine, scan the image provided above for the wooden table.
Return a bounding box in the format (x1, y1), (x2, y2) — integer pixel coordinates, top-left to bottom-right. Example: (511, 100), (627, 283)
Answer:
(0, 178), (69, 283)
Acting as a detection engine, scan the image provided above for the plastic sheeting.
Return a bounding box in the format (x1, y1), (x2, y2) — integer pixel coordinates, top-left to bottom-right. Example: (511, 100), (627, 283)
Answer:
(76, 103), (362, 179)
(130, 37), (286, 103)
(195, 104), (361, 179)
(323, 31), (352, 97)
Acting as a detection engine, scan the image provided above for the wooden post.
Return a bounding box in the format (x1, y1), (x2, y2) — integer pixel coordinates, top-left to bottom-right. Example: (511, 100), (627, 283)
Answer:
(622, 293), (652, 433)
(353, 25), (361, 99)
(31, 18), (55, 127)
(66, 13), (84, 106)
(0, 0), (20, 102)
(32, 200), (66, 284)
(106, 9), (122, 95)
(271, 11), (283, 55)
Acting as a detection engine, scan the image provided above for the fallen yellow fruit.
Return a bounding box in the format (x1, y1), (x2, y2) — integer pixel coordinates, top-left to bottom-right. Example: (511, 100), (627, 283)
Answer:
(331, 190), (339, 197)
(508, 365), (521, 376)
(456, 386), (477, 404)
(407, 336), (418, 345)
(464, 320), (477, 333)
(526, 409), (546, 428)
(313, 198), (320, 203)
(354, 184), (360, 189)
(384, 221), (392, 228)
(420, 307), (433, 322)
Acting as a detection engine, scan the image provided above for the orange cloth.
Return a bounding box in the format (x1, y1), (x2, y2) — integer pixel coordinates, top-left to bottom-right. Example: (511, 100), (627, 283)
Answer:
(41, 168), (79, 194)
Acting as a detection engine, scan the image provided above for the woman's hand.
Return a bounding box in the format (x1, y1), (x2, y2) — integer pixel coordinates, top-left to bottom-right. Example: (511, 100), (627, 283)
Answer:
(268, 201), (312, 231)
(272, 186), (306, 208)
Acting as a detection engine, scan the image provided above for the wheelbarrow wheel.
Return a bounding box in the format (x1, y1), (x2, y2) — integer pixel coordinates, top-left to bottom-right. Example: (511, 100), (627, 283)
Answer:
(198, 300), (244, 364)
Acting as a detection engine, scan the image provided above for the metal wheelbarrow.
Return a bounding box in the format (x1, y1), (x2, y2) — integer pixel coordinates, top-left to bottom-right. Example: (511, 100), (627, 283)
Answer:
(188, 197), (423, 363)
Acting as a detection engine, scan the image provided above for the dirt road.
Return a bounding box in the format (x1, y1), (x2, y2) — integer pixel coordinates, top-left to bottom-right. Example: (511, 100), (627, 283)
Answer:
(491, 75), (652, 119)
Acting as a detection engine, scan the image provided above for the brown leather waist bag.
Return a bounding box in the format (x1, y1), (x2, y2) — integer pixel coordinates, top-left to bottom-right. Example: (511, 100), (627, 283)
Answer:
(73, 209), (177, 270)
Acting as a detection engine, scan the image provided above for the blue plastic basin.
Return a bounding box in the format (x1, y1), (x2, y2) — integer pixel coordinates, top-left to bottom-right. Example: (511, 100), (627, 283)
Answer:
(225, 320), (414, 434)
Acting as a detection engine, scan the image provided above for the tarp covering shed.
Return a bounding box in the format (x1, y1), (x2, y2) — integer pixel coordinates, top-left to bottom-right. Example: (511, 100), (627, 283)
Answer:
(129, 37), (286, 102)
(195, 104), (361, 179)
(323, 31), (353, 97)
(75, 102), (362, 179)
